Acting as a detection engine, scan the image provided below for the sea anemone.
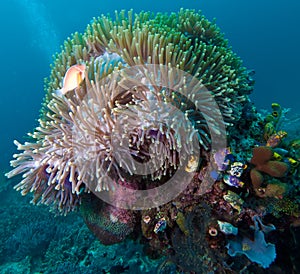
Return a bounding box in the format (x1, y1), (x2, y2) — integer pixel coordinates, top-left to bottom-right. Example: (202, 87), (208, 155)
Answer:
(6, 9), (253, 213)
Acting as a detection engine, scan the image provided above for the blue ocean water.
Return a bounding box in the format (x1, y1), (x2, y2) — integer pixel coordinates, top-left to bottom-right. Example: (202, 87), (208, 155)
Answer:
(1, 0), (299, 175)
(0, 0), (299, 272)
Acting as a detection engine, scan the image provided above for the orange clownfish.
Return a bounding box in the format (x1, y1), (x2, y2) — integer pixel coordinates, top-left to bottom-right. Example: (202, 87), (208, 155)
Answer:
(55, 64), (86, 96)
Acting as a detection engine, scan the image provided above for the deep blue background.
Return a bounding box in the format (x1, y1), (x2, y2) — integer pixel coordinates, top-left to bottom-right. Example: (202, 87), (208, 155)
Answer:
(0, 0), (299, 175)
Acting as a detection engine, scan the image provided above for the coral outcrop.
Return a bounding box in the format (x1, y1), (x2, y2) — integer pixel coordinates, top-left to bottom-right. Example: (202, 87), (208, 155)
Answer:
(4, 9), (300, 273)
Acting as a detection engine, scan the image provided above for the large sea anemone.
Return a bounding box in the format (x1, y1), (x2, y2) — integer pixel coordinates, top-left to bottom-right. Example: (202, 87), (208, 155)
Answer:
(6, 9), (253, 214)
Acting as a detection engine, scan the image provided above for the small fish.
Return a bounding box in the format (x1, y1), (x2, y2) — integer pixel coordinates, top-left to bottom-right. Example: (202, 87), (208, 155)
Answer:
(55, 64), (86, 96)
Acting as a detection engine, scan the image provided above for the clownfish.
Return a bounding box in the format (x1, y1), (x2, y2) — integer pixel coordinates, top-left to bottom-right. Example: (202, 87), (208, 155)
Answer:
(55, 64), (86, 96)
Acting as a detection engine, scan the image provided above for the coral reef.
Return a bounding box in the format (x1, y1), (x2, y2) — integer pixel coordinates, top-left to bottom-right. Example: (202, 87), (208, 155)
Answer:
(169, 203), (229, 273)
(0, 257), (31, 274)
(3, 8), (300, 273)
(6, 8), (253, 213)
(5, 220), (57, 261)
(0, 189), (161, 273)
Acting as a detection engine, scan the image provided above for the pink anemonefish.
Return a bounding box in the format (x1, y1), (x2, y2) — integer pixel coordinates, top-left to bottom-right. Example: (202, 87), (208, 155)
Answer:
(55, 64), (86, 96)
